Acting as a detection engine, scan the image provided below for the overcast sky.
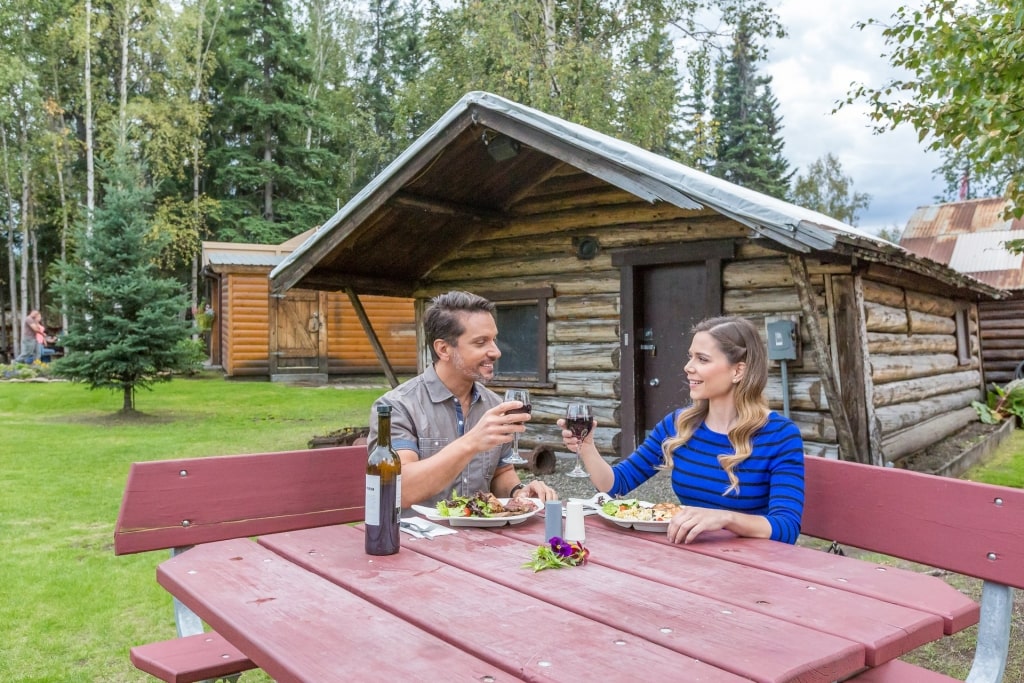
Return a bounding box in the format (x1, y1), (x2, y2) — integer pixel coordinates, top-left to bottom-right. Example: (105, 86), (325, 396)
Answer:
(763, 0), (946, 235)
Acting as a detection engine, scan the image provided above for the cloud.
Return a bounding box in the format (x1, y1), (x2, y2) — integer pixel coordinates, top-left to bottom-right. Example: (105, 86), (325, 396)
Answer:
(764, 0), (946, 233)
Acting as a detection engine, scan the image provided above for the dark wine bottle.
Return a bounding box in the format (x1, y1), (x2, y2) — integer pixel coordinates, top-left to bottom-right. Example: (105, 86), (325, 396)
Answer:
(365, 404), (402, 555)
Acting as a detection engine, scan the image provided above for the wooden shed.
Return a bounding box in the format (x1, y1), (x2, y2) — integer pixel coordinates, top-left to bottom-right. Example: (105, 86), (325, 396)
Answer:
(901, 198), (1024, 384)
(202, 230), (417, 382)
(270, 92), (1004, 464)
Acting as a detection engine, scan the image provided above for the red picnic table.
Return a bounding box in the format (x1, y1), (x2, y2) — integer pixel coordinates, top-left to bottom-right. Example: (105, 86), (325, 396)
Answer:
(156, 513), (978, 682)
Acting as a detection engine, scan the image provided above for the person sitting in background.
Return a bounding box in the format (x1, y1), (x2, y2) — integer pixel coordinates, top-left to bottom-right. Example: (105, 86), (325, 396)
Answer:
(559, 315), (805, 544)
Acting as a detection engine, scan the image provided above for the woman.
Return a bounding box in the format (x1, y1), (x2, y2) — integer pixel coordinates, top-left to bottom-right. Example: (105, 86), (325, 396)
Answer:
(560, 316), (804, 544)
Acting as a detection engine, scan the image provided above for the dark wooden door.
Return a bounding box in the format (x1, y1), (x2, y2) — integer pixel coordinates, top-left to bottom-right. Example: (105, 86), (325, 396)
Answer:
(614, 241), (733, 454)
(636, 264), (710, 437)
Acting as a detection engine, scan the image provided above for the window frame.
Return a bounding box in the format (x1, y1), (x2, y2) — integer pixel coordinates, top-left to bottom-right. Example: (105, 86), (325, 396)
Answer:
(482, 286), (553, 389)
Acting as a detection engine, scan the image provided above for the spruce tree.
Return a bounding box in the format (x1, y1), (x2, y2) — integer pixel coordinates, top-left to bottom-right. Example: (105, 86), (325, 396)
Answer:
(710, 13), (792, 199)
(205, 0), (340, 243)
(53, 143), (191, 413)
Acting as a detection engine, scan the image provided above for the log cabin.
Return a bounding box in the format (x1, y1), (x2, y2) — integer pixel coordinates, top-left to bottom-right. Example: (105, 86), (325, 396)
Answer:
(201, 230), (417, 384)
(270, 91), (1005, 465)
(900, 197), (1024, 384)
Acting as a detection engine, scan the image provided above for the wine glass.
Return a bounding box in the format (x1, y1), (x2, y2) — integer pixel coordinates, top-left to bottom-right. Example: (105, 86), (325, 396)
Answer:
(502, 389), (531, 465)
(565, 402), (593, 478)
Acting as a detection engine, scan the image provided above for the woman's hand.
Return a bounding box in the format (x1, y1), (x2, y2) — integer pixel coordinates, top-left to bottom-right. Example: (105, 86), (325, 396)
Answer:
(666, 506), (772, 544)
(557, 416), (598, 451)
(665, 506), (735, 544)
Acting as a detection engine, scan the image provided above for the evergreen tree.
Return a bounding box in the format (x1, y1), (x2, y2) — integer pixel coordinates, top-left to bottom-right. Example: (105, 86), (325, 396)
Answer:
(350, 0), (427, 188)
(52, 142), (191, 413)
(410, 0), (684, 147)
(710, 11), (792, 198)
(678, 45), (718, 170)
(205, 0), (340, 243)
(617, 23), (683, 156)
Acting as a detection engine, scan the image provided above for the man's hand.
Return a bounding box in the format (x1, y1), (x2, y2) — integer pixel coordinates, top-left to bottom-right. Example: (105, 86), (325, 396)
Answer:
(465, 401), (532, 452)
(518, 480), (558, 502)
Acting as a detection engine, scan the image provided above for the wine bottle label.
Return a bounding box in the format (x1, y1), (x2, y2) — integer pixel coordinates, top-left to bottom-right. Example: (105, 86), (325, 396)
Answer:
(394, 475), (402, 512)
(365, 474), (381, 526)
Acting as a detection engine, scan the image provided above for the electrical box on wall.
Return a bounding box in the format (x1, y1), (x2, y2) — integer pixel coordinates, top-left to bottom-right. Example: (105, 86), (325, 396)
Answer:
(765, 317), (800, 361)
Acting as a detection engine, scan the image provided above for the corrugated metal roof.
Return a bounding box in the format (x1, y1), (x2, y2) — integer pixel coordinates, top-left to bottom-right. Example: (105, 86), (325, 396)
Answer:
(904, 197), (1023, 237)
(949, 231), (1023, 273)
(205, 252), (284, 267)
(202, 228), (318, 268)
(901, 199), (1024, 290)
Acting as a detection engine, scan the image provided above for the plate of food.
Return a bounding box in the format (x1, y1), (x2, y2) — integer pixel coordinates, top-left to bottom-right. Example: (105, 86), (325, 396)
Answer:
(411, 491), (542, 527)
(596, 499), (684, 532)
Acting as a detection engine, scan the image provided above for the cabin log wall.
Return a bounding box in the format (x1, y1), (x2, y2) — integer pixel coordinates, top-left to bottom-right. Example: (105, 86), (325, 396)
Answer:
(412, 190), (984, 464)
(979, 298), (1024, 384)
(861, 279), (983, 464)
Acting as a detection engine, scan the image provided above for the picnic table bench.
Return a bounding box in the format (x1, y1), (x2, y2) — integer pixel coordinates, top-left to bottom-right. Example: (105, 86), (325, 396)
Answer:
(801, 456), (1024, 682)
(113, 445), (1024, 682)
(113, 445), (367, 682)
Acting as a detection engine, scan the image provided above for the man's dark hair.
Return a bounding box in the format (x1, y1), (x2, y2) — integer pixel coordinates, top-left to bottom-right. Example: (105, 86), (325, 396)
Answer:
(424, 291), (495, 362)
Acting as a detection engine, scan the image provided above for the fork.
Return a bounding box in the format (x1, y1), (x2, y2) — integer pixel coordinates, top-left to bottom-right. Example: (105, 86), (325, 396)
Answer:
(400, 520), (436, 540)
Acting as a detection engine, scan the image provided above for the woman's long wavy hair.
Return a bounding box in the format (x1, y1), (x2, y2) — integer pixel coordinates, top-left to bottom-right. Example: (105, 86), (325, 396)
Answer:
(660, 316), (770, 495)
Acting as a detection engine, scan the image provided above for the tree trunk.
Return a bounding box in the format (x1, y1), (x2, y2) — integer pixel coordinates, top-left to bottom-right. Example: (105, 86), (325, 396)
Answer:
(31, 229), (41, 312)
(118, 1), (136, 149)
(1, 125), (18, 353)
(19, 129), (30, 322)
(788, 254), (860, 462)
(85, 0), (95, 237)
(51, 108), (71, 331)
(123, 385), (134, 412)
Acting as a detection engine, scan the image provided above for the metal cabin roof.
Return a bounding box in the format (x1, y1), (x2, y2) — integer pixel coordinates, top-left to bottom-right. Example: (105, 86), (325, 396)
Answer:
(205, 252), (284, 268)
(270, 91), (1002, 300)
(202, 228), (318, 270)
(901, 198), (1024, 291)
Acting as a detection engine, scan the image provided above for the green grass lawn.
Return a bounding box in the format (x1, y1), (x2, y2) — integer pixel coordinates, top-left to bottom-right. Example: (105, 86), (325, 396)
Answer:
(2, 374), (1021, 681)
(0, 373), (382, 682)
(963, 424), (1024, 488)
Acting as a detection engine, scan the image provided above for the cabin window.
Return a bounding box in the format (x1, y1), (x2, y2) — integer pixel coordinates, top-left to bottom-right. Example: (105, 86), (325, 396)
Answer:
(954, 308), (970, 365)
(486, 287), (552, 387)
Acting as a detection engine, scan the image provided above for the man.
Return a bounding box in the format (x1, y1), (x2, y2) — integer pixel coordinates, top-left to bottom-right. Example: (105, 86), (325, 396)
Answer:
(367, 290), (558, 508)
(15, 310), (44, 364)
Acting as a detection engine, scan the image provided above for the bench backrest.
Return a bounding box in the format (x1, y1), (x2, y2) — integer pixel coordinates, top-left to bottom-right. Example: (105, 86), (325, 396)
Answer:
(114, 446), (367, 555)
(802, 456), (1024, 590)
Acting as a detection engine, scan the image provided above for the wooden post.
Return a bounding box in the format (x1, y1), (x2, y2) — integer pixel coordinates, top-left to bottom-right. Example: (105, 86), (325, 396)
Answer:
(787, 255), (860, 462)
(346, 288), (399, 388)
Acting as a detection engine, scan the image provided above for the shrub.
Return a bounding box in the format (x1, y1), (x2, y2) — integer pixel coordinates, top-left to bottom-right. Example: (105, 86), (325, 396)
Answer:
(0, 361), (58, 381)
(973, 379), (1024, 424)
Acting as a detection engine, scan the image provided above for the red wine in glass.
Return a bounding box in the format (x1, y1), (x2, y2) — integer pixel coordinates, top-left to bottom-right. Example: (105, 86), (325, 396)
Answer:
(565, 403), (592, 478)
(509, 403), (533, 420)
(502, 390), (530, 465)
(566, 416), (591, 441)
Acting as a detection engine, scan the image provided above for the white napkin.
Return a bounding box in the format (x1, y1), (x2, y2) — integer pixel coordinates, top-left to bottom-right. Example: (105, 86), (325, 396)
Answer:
(399, 516), (457, 539)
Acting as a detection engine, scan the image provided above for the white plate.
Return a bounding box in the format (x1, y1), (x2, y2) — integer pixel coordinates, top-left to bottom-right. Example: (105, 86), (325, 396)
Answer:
(595, 499), (671, 533)
(410, 498), (543, 527)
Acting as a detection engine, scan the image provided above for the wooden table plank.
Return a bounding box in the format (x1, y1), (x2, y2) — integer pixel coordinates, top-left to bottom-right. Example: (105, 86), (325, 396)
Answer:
(258, 525), (745, 682)
(498, 520), (945, 666)
(157, 539), (523, 683)
(579, 518), (979, 634)
(287, 525), (866, 682)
